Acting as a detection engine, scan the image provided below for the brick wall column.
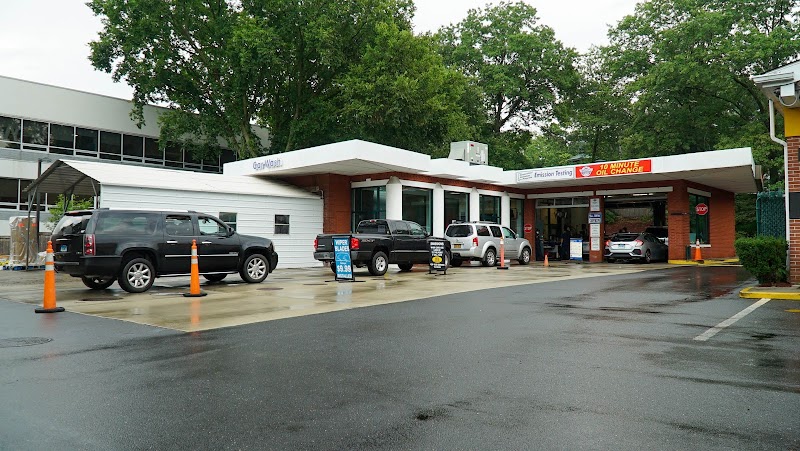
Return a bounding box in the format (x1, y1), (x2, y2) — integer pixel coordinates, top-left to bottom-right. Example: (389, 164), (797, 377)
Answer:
(787, 134), (800, 282)
(667, 182), (690, 261)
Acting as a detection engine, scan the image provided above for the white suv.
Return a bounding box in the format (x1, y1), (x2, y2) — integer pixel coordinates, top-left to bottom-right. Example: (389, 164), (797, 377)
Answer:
(444, 222), (532, 267)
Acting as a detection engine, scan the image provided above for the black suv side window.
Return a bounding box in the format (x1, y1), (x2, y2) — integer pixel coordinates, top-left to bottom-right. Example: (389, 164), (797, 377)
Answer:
(199, 216), (228, 236)
(165, 215), (194, 236)
(408, 221), (426, 237)
(95, 212), (158, 235)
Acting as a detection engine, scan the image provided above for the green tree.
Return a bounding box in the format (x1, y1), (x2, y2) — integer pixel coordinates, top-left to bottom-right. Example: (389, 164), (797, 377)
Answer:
(322, 24), (474, 155)
(89, 0), (280, 159)
(602, 0), (799, 175)
(436, 1), (579, 135)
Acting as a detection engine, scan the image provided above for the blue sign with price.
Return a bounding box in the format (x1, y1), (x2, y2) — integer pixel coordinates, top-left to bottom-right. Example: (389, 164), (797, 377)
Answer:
(333, 236), (354, 281)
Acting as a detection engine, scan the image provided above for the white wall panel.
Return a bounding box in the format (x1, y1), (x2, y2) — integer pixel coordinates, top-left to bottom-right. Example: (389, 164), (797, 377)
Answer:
(99, 185), (323, 268)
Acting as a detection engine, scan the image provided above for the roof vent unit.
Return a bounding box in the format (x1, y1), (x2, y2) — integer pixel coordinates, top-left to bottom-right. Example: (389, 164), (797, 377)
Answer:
(449, 141), (488, 165)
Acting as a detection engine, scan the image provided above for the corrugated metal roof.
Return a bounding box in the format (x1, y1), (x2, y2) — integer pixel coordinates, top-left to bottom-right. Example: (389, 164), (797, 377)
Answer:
(26, 159), (319, 199)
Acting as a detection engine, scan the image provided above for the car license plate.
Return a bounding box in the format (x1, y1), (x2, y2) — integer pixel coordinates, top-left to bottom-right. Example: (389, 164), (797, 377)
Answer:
(454, 243), (462, 249)
(613, 244), (628, 249)
(60, 245), (67, 252)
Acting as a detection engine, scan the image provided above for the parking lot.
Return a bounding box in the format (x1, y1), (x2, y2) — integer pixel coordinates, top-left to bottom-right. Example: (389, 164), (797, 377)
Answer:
(1, 261), (666, 331)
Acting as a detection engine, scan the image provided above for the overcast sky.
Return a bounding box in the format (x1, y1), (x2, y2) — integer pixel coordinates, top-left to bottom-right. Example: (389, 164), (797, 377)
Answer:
(0, 0), (639, 100)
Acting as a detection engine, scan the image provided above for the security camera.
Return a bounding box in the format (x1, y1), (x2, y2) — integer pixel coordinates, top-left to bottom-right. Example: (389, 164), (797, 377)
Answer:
(779, 83), (800, 107)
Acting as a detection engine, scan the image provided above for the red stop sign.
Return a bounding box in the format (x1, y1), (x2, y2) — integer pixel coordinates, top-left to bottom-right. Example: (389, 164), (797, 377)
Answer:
(695, 203), (708, 215)
(524, 224), (533, 233)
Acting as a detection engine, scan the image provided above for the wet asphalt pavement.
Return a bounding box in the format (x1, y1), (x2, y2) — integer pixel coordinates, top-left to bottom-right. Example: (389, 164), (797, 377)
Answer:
(1, 266), (799, 450)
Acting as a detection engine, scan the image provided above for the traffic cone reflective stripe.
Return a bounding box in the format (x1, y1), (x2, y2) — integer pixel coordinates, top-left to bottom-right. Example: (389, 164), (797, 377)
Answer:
(184, 239), (207, 297)
(35, 241), (64, 313)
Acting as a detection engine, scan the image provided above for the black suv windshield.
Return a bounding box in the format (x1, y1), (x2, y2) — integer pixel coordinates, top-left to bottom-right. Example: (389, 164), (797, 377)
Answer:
(446, 225), (472, 238)
(53, 213), (92, 236)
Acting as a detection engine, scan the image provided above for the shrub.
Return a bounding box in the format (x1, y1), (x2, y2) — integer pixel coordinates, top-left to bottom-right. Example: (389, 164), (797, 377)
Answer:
(734, 236), (788, 285)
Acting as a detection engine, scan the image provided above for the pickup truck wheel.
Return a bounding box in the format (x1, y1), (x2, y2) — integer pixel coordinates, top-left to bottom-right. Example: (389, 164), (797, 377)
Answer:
(482, 248), (497, 267)
(118, 258), (155, 293)
(368, 251), (388, 276)
(329, 262), (337, 273)
(518, 247), (531, 265)
(398, 262), (413, 272)
(240, 254), (269, 283)
(81, 276), (116, 290)
(203, 274), (227, 282)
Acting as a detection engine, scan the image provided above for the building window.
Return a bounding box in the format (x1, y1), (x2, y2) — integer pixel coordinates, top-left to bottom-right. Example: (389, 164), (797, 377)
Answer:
(144, 138), (162, 163)
(164, 142), (183, 167)
(0, 177), (18, 207)
(100, 131), (122, 160)
(479, 194), (501, 223)
(49, 123), (75, 155)
(75, 127), (99, 156)
(511, 198), (524, 235)
(219, 212), (237, 231)
(275, 215), (290, 234)
(402, 187), (433, 233)
(445, 191), (469, 225)
(0, 116), (21, 149)
(689, 194), (710, 244)
(352, 186), (386, 230)
(22, 120), (48, 150)
(122, 135), (144, 161)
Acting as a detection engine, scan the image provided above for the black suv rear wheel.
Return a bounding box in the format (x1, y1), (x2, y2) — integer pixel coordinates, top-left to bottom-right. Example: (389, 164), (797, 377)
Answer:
(81, 276), (116, 290)
(240, 254), (269, 283)
(118, 258), (155, 293)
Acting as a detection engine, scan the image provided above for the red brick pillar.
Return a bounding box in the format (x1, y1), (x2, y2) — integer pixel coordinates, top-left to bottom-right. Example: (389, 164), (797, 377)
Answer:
(667, 182), (690, 261)
(787, 136), (800, 283)
(524, 197), (536, 243)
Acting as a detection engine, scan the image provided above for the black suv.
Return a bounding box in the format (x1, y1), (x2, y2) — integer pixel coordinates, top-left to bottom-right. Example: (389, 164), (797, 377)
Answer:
(51, 209), (278, 293)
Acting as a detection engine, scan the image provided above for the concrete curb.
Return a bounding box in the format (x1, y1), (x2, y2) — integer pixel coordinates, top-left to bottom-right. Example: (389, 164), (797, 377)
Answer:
(739, 286), (800, 301)
(668, 259), (741, 267)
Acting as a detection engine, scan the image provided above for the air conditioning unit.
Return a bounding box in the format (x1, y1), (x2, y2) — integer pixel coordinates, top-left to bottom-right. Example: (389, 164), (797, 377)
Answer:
(449, 141), (488, 165)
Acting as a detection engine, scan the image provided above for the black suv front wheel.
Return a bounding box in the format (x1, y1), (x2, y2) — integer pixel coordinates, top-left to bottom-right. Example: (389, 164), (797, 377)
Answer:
(81, 276), (116, 290)
(241, 254), (269, 283)
(119, 258), (155, 293)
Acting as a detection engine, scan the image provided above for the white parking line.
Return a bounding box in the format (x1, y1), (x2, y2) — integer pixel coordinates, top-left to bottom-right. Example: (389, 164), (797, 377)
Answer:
(694, 298), (771, 342)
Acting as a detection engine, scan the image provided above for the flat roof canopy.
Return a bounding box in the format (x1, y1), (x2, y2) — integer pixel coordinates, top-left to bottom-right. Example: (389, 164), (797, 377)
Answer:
(225, 140), (759, 194)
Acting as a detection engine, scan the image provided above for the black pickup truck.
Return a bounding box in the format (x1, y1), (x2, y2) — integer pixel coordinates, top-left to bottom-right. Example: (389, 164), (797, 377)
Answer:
(313, 219), (451, 276)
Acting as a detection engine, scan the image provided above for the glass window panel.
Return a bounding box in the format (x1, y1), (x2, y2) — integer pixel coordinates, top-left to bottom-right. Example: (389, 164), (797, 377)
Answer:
(100, 132), (122, 160)
(22, 120), (48, 146)
(444, 191), (469, 226)
(220, 149), (236, 165)
(164, 143), (183, 166)
(689, 194), (710, 244)
(144, 138), (161, 160)
(75, 128), (98, 152)
(219, 212), (237, 231)
(479, 195), (501, 223)
(122, 135), (143, 159)
(275, 214), (290, 234)
(351, 186), (386, 230)
(402, 187), (433, 233)
(0, 178), (18, 204)
(49, 123), (74, 148)
(511, 198), (524, 235)
(0, 116), (21, 148)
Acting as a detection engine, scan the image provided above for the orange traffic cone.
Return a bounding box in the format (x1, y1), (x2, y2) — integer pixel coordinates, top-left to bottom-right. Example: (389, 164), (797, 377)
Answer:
(544, 252), (550, 267)
(497, 239), (509, 270)
(183, 239), (207, 297)
(35, 241), (64, 313)
(693, 243), (703, 262)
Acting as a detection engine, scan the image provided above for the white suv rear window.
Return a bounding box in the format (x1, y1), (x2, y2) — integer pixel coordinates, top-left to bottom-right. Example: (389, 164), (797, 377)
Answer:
(446, 225), (472, 237)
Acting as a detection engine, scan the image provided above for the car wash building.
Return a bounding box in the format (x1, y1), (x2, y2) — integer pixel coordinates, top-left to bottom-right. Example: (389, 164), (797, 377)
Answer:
(225, 139), (760, 263)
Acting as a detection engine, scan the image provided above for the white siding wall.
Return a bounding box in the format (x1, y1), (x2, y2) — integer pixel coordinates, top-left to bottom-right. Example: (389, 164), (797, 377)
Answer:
(99, 186), (323, 268)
